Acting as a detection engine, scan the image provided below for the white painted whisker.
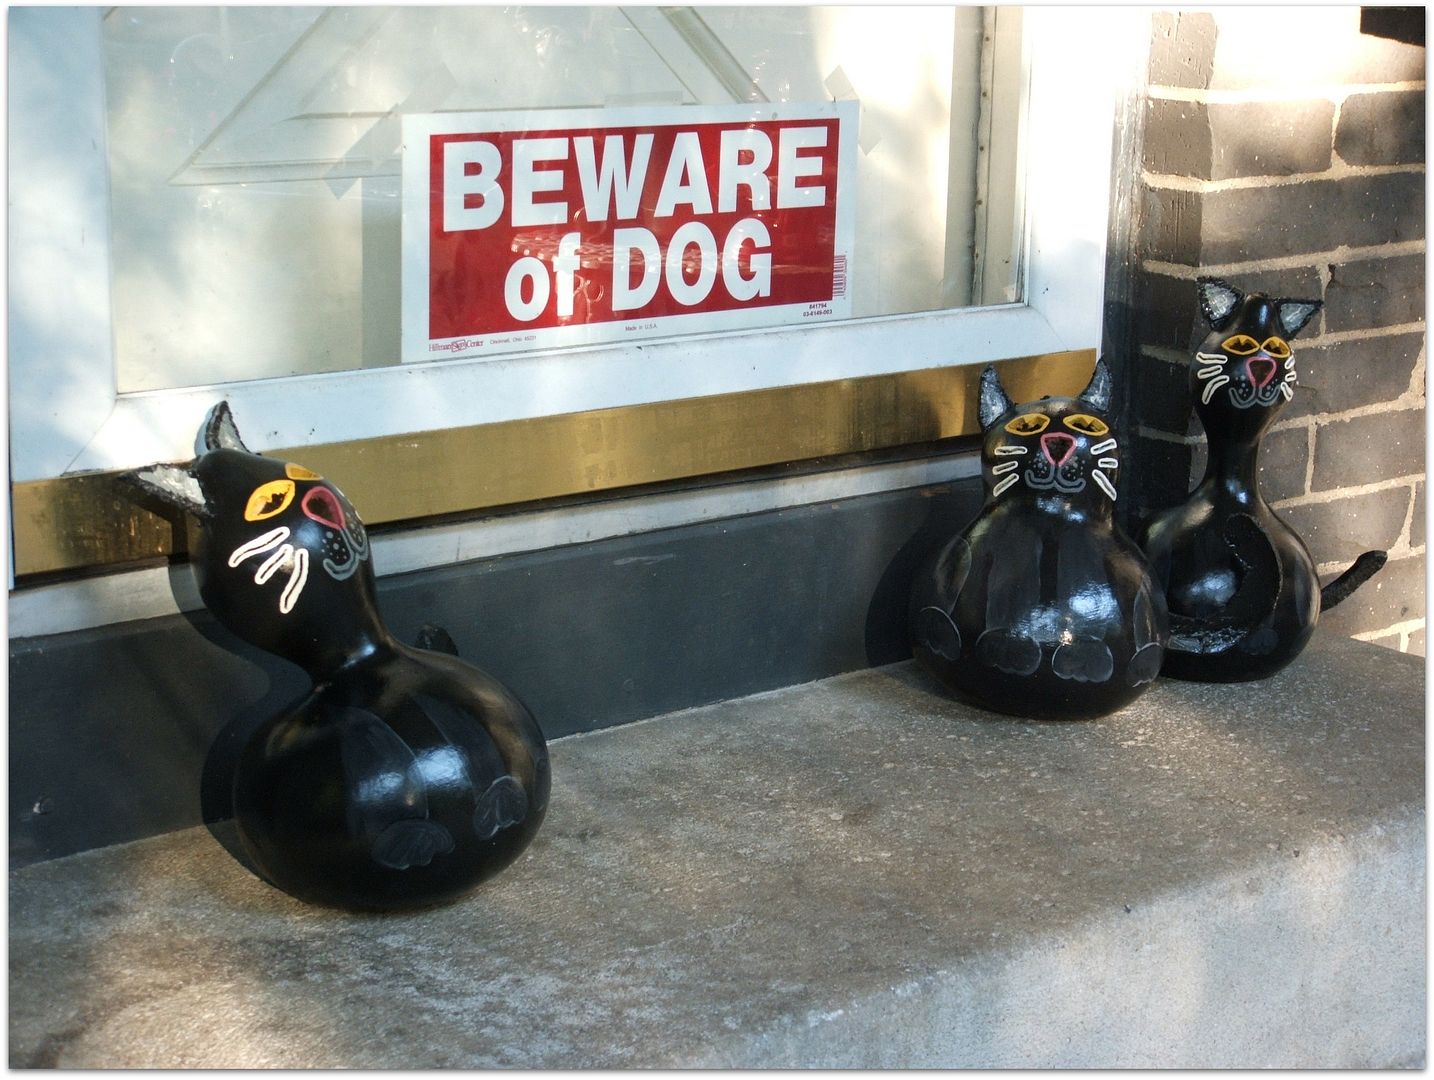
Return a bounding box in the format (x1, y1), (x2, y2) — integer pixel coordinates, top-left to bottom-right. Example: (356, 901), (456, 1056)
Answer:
(227, 526), (290, 568)
(279, 548), (309, 615)
(254, 544), (294, 585)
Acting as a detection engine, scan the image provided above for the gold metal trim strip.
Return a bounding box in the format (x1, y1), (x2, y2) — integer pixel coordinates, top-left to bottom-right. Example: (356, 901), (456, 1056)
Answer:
(11, 350), (1095, 579)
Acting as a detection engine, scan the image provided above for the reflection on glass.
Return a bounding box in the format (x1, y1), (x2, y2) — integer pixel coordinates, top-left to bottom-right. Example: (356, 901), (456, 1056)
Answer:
(102, 6), (1024, 392)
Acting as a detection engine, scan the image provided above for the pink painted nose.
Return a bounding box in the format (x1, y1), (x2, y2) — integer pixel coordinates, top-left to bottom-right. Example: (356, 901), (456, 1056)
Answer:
(1246, 354), (1278, 390)
(1040, 432), (1076, 467)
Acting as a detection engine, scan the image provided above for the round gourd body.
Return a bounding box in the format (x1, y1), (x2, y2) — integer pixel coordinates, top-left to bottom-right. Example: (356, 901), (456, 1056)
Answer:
(233, 644), (550, 911)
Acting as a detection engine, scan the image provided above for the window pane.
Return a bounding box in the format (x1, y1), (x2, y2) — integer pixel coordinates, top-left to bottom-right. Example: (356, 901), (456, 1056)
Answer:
(102, 6), (1024, 392)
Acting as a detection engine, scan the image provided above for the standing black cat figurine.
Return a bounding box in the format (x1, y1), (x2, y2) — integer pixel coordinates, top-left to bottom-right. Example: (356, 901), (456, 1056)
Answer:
(909, 360), (1168, 721)
(123, 403), (550, 911)
(1138, 278), (1385, 682)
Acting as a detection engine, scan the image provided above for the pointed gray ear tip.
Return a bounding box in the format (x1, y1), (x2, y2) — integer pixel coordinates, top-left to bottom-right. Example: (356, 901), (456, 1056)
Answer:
(977, 364), (1014, 430)
(117, 461), (211, 518)
(201, 399), (249, 454)
(1078, 358), (1115, 412)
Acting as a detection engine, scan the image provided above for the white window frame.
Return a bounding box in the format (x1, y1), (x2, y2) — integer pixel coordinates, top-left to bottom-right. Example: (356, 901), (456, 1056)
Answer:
(9, 7), (1125, 484)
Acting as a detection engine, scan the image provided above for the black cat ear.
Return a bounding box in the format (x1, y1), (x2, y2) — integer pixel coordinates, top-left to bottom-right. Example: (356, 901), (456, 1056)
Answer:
(120, 463), (212, 520)
(1077, 358), (1114, 415)
(978, 365), (1013, 431)
(200, 401), (250, 455)
(1276, 298), (1322, 339)
(1197, 278), (1243, 329)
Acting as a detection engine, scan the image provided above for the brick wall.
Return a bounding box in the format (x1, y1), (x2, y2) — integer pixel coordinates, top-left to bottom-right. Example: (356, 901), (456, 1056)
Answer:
(1121, 8), (1426, 656)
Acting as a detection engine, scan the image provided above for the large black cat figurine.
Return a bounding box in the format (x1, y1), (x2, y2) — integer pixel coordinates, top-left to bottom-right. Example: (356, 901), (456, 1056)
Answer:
(1138, 278), (1385, 682)
(909, 360), (1168, 721)
(123, 404), (550, 911)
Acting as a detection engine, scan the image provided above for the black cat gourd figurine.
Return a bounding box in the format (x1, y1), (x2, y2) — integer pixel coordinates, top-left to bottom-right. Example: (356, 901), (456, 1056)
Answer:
(124, 404), (550, 911)
(909, 360), (1168, 721)
(1138, 279), (1385, 682)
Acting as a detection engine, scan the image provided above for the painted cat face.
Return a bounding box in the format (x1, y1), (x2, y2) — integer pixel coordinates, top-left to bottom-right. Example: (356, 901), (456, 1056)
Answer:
(977, 360), (1120, 509)
(124, 403), (378, 670)
(191, 448), (371, 614)
(1193, 279), (1320, 422)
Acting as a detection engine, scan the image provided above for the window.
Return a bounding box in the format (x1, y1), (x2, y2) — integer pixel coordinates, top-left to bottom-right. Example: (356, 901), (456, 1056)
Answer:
(10, 6), (1116, 487)
(101, 7), (1025, 390)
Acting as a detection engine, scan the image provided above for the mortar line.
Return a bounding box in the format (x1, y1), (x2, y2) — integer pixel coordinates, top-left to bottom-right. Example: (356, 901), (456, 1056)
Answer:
(1144, 161), (1424, 195)
(1328, 98), (1347, 175)
(1137, 322), (1425, 355)
(1148, 82), (1426, 106)
(1406, 339), (1427, 399)
(1307, 397), (1425, 427)
(1316, 537), (1422, 576)
(1268, 394), (1426, 433)
(1319, 545), (1424, 578)
(1395, 476), (1421, 554)
(1144, 239), (1427, 279)
(1274, 474), (1425, 510)
(1310, 322), (1428, 347)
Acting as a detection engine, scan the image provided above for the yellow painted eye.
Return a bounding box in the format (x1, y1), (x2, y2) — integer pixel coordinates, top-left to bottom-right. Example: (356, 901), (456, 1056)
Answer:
(1064, 413), (1110, 437)
(1261, 337), (1291, 359)
(244, 479), (296, 521)
(285, 462), (322, 481)
(1004, 413), (1050, 435)
(1221, 334), (1261, 355)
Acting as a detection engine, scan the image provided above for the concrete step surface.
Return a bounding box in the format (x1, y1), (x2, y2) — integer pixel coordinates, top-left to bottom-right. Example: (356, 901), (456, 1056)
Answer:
(8, 631), (1425, 1068)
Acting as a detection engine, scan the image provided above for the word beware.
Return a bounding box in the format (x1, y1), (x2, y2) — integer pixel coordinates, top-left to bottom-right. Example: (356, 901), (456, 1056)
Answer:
(404, 104), (854, 360)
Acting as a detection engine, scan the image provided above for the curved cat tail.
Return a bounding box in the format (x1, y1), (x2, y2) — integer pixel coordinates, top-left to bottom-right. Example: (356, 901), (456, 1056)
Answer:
(1320, 550), (1387, 611)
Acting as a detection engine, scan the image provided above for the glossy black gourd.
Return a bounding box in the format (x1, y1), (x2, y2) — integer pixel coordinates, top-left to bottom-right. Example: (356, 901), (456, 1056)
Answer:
(1138, 279), (1385, 682)
(909, 360), (1169, 721)
(124, 404), (550, 911)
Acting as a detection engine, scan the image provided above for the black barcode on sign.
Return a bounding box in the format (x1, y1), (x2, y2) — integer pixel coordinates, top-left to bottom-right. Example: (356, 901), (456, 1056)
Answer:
(832, 255), (848, 298)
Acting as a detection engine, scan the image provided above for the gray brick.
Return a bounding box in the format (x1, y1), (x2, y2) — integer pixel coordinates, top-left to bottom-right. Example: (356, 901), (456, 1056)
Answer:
(1325, 254), (1427, 333)
(1131, 353), (1194, 435)
(1337, 90), (1426, 167)
(1276, 487), (1412, 566)
(1142, 186), (1202, 265)
(1200, 173), (1425, 264)
(1148, 11), (1217, 89)
(1317, 552), (1425, 639)
(1311, 407), (1425, 491)
(1209, 100), (1335, 180)
(1137, 271), (1204, 352)
(1257, 424), (1311, 504)
(1287, 332), (1424, 419)
(1143, 99), (1213, 178)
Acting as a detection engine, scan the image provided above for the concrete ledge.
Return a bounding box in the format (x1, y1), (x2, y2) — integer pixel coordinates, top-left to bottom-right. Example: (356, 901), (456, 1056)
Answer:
(8, 633), (1425, 1068)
